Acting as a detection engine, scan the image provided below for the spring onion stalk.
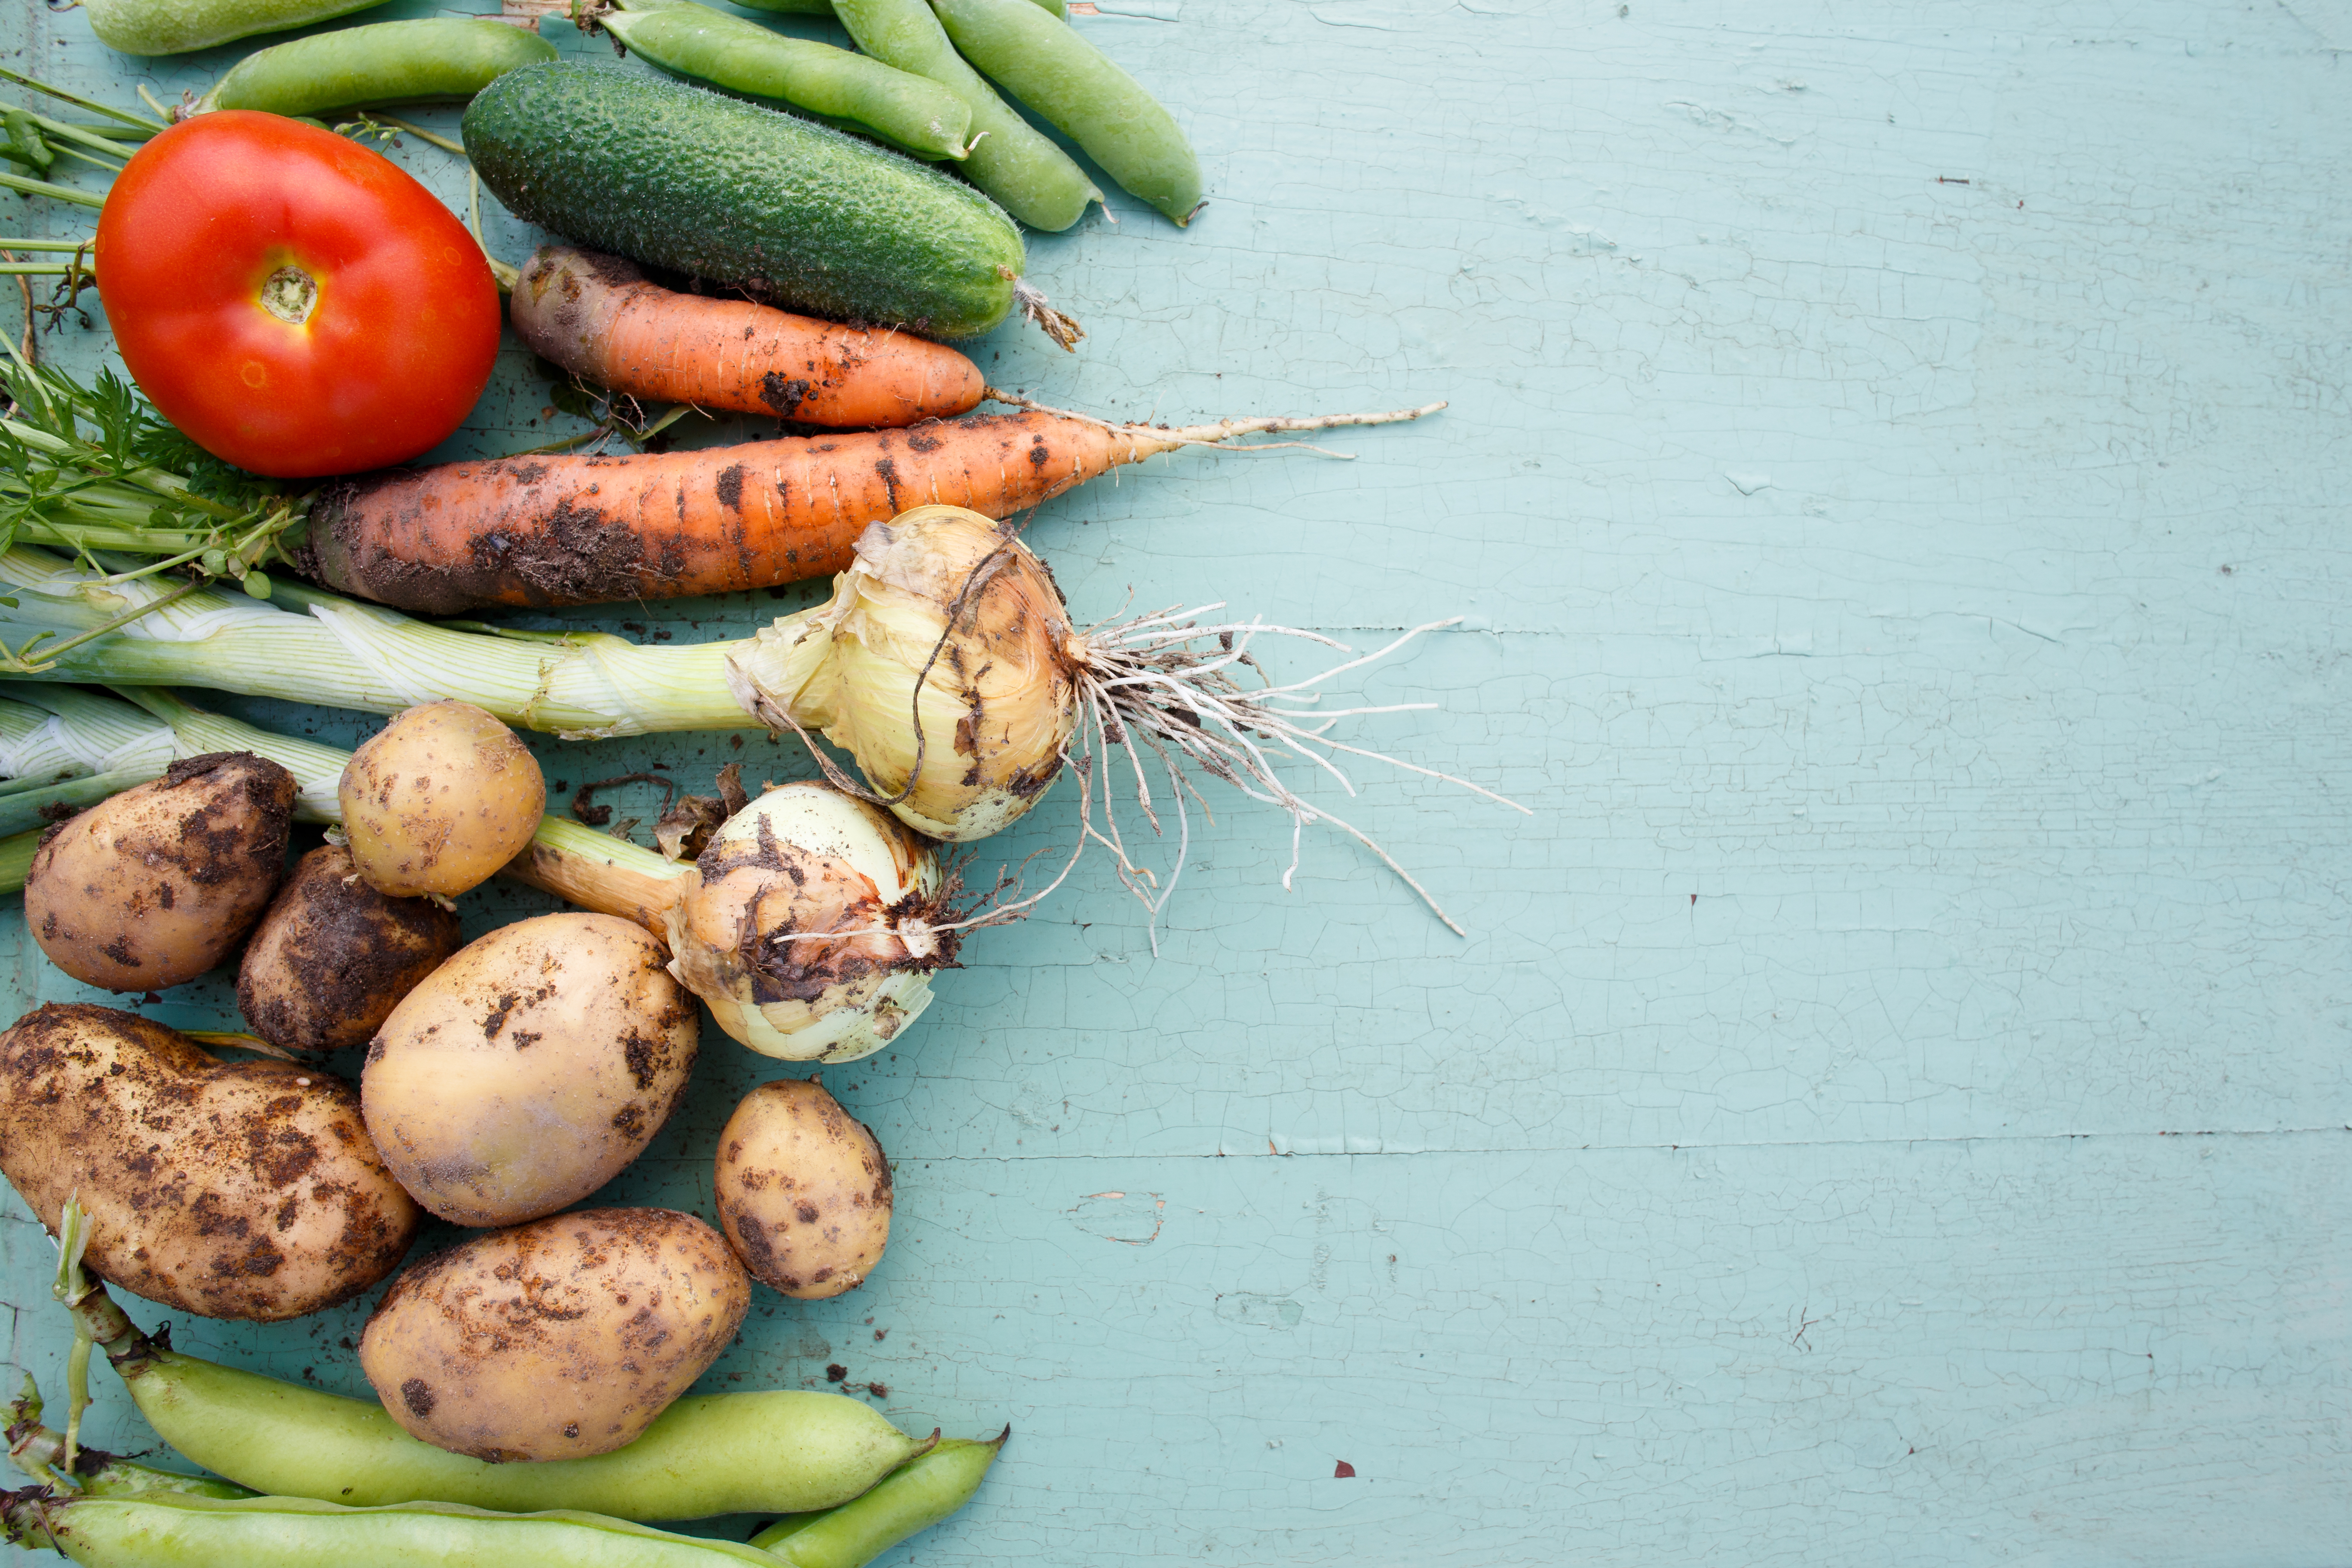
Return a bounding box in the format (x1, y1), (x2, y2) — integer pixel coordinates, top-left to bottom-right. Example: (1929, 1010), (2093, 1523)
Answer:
(0, 497), (1519, 928)
(0, 682), (174, 785)
(3, 686), (962, 1060)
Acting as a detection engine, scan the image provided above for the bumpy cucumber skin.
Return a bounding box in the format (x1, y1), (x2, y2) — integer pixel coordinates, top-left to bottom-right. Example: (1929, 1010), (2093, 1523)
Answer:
(465, 63), (1023, 339)
(83, 0), (391, 57)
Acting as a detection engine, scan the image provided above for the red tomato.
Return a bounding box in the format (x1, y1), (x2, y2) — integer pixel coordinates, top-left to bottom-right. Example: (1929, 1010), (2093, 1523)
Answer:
(95, 112), (501, 480)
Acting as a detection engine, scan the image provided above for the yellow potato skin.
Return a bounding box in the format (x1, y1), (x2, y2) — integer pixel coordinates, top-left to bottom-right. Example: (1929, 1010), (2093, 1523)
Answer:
(361, 912), (698, 1227)
(25, 751), (296, 992)
(340, 701), (545, 897)
(359, 1207), (750, 1462)
(714, 1077), (892, 1299)
(0, 1004), (421, 1321)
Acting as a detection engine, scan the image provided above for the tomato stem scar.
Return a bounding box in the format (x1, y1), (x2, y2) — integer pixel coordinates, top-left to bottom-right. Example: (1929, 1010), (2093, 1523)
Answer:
(259, 266), (318, 325)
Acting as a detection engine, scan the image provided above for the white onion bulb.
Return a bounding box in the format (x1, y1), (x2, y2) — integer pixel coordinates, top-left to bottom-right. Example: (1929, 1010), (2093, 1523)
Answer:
(662, 782), (952, 1062)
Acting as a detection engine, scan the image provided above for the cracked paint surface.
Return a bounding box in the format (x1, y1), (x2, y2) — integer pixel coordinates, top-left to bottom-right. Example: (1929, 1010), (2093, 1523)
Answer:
(3, 0), (2348, 1564)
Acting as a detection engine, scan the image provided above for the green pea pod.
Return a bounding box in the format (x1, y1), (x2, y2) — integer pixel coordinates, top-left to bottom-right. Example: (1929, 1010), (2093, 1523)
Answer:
(58, 1268), (934, 1522)
(0, 1489), (787, 1566)
(596, 0), (974, 162)
(744, 0), (1063, 14)
(191, 19), (558, 118)
(752, 1431), (1007, 1568)
(80, 0), (394, 58)
(830, 0), (1101, 230)
(928, 0), (1202, 224)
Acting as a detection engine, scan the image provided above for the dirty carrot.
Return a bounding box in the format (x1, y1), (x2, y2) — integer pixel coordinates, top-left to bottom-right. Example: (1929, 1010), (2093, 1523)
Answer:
(290, 397), (1446, 615)
(511, 246), (985, 429)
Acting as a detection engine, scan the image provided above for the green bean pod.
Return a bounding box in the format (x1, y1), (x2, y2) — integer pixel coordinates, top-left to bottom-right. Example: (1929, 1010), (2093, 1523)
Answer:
(80, 0), (392, 57)
(61, 1275), (931, 1522)
(597, 0), (974, 162)
(830, 0), (1101, 230)
(752, 1431), (1006, 1568)
(928, 0), (1203, 224)
(0, 1490), (787, 1566)
(191, 19), (557, 118)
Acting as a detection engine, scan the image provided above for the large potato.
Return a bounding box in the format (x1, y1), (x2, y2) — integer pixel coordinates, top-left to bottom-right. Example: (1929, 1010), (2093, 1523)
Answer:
(0, 1004), (421, 1321)
(25, 751), (296, 991)
(239, 844), (464, 1054)
(714, 1077), (892, 1299)
(359, 1207), (749, 1461)
(361, 912), (698, 1226)
(340, 701), (545, 898)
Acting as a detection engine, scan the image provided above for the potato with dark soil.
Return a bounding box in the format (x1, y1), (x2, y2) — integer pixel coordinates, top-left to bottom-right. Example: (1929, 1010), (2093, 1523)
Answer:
(239, 844), (465, 1054)
(714, 1077), (892, 1299)
(24, 751), (296, 991)
(340, 701), (545, 898)
(361, 911), (698, 1226)
(359, 1207), (749, 1461)
(0, 1003), (421, 1321)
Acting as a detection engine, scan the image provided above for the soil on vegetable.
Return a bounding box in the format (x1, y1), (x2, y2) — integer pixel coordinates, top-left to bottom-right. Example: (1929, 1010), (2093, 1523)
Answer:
(0, 1004), (417, 1321)
(238, 845), (462, 1054)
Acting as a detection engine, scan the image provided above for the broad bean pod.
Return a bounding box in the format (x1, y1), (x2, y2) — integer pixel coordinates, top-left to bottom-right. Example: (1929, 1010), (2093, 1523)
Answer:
(930, 0), (1203, 224)
(80, 0), (392, 58)
(753, 1431), (1007, 1568)
(595, 0), (975, 161)
(0, 1489), (787, 1567)
(7, 1379), (254, 1501)
(193, 19), (557, 118)
(830, 0), (1102, 230)
(62, 1274), (933, 1521)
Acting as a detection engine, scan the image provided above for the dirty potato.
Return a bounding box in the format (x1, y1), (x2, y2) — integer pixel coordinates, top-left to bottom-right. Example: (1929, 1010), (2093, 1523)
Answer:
(238, 844), (464, 1054)
(361, 912), (698, 1227)
(714, 1077), (892, 1300)
(340, 701), (545, 898)
(359, 1207), (749, 1461)
(25, 751), (296, 992)
(0, 1004), (421, 1321)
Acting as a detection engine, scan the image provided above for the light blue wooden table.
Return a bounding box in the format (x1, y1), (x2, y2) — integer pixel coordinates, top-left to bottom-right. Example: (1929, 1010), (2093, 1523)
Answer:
(2, 2), (2346, 1562)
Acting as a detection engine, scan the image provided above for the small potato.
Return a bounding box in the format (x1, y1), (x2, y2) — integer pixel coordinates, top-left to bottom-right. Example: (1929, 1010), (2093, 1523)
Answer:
(0, 1004), (421, 1321)
(360, 1207), (749, 1461)
(25, 751), (295, 991)
(714, 1077), (891, 1299)
(239, 844), (465, 1054)
(340, 701), (545, 897)
(362, 911), (698, 1226)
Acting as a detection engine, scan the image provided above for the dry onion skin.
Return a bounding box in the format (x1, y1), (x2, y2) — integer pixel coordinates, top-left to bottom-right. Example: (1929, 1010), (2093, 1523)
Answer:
(340, 700), (546, 897)
(714, 1076), (891, 1299)
(358, 1207), (750, 1462)
(729, 504), (1080, 843)
(0, 1003), (420, 1321)
(361, 912), (699, 1227)
(24, 750), (296, 991)
(664, 782), (953, 1062)
(238, 843), (464, 1054)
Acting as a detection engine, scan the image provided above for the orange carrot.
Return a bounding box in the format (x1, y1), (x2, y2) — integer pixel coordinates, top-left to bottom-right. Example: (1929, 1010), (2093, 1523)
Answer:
(509, 246), (986, 429)
(291, 398), (1444, 615)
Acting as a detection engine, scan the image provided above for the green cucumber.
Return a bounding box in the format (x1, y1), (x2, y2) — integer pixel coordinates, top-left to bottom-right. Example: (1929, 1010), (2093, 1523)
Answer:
(464, 62), (1070, 342)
